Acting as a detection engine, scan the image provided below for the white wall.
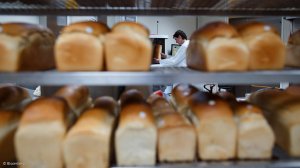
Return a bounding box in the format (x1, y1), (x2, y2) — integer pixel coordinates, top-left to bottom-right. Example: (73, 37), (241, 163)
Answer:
(67, 16), (97, 25)
(138, 16), (197, 54)
(107, 16), (229, 54)
(197, 16), (228, 28)
(108, 16), (197, 54)
(0, 15), (39, 24)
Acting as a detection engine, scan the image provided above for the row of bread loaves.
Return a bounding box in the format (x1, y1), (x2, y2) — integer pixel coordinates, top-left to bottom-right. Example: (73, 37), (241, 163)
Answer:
(0, 21), (152, 72)
(249, 86), (300, 157)
(0, 85), (281, 168)
(14, 85), (92, 168)
(187, 21), (286, 71)
(171, 84), (275, 160)
(0, 85), (31, 164)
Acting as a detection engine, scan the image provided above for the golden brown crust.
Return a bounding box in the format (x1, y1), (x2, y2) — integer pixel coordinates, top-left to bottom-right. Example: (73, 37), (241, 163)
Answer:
(186, 39), (207, 71)
(171, 84), (199, 106)
(189, 92), (233, 119)
(236, 22), (285, 70)
(0, 85), (30, 110)
(0, 22), (52, 36)
(0, 22), (55, 71)
(61, 21), (110, 36)
(112, 21), (149, 37)
(104, 32), (152, 71)
(119, 103), (154, 127)
(286, 85), (300, 96)
(19, 97), (69, 126)
(235, 102), (263, 116)
(67, 107), (114, 137)
(54, 85), (90, 111)
(94, 96), (118, 116)
(236, 22), (279, 37)
(0, 110), (20, 127)
(151, 97), (172, 110)
(190, 22), (238, 41)
(119, 89), (145, 108)
(187, 22), (249, 71)
(156, 112), (190, 128)
(147, 93), (161, 104)
(151, 97), (176, 116)
(55, 31), (104, 71)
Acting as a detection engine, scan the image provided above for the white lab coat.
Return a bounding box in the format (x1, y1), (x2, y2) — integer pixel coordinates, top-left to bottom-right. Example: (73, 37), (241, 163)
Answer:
(159, 40), (190, 67)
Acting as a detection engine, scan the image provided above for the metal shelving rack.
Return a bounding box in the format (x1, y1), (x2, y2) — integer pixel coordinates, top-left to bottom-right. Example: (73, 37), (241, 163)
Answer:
(1, 0), (300, 16)
(1, 67), (300, 85)
(1, 1), (300, 167)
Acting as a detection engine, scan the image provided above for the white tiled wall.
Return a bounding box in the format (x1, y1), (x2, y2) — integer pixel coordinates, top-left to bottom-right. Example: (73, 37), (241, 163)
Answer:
(0, 15), (39, 24)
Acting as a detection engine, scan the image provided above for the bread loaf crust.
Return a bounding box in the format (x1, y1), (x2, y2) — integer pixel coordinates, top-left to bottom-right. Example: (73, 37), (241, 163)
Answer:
(189, 92), (237, 160)
(55, 21), (109, 71)
(64, 107), (115, 168)
(105, 22), (152, 71)
(0, 85), (30, 111)
(19, 97), (70, 126)
(156, 112), (196, 162)
(0, 23), (55, 71)
(236, 22), (285, 70)
(112, 21), (150, 37)
(187, 22), (249, 71)
(61, 21), (110, 36)
(94, 96), (118, 116)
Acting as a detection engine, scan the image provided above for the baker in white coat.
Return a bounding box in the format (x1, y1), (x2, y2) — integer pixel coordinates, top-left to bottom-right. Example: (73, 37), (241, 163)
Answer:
(154, 30), (189, 67)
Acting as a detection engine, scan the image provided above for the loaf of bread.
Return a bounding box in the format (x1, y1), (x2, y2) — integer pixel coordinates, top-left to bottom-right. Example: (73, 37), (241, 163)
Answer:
(0, 85), (31, 164)
(105, 22), (152, 71)
(186, 22), (250, 71)
(55, 21), (110, 71)
(54, 85), (92, 117)
(15, 97), (72, 168)
(115, 90), (157, 166)
(170, 84), (199, 115)
(64, 97), (116, 168)
(0, 23), (55, 72)
(156, 112), (196, 162)
(249, 89), (300, 157)
(0, 85), (31, 111)
(189, 92), (237, 160)
(0, 110), (20, 164)
(235, 102), (275, 159)
(94, 96), (119, 116)
(236, 22), (285, 70)
(119, 89), (145, 108)
(286, 30), (300, 67)
(151, 97), (176, 116)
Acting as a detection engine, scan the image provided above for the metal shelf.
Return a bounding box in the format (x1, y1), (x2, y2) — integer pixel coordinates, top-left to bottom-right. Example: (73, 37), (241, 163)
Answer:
(112, 146), (300, 168)
(1, 0), (300, 16)
(111, 161), (300, 168)
(1, 67), (300, 85)
(111, 147), (300, 168)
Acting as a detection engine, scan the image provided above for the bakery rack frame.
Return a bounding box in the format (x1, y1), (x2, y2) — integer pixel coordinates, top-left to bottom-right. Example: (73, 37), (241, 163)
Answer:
(1, 0), (300, 168)
(1, 67), (300, 85)
(1, 0), (300, 16)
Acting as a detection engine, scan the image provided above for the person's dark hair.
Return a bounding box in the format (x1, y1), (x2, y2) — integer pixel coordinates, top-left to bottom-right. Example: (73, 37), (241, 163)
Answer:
(173, 30), (187, 40)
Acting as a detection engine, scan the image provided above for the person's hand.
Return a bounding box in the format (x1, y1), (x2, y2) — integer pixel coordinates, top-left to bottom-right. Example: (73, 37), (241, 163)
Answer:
(161, 53), (167, 59)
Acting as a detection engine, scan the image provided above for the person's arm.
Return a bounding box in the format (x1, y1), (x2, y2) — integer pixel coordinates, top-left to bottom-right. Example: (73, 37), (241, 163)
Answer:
(159, 45), (187, 66)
